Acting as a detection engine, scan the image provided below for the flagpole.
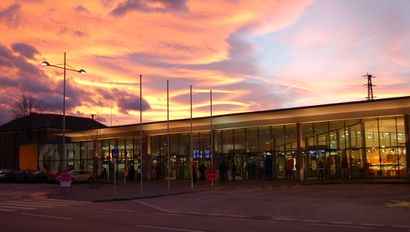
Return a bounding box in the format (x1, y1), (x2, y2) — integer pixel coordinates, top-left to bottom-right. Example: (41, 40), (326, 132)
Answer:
(190, 85), (193, 189)
(167, 80), (170, 191)
(139, 74), (143, 193)
(210, 89), (214, 188)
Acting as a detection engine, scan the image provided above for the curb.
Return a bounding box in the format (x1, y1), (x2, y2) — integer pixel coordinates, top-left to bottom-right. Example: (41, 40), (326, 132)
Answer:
(92, 188), (209, 202)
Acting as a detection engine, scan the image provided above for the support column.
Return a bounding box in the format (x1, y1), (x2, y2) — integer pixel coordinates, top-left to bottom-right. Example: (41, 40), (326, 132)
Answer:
(404, 114), (410, 183)
(296, 123), (304, 183)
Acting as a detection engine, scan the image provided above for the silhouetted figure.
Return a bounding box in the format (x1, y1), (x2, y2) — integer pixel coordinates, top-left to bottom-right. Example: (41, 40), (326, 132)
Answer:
(156, 165), (161, 180)
(286, 158), (294, 179)
(318, 160), (324, 180)
(192, 165), (197, 182)
(128, 165), (135, 181)
(250, 162), (257, 179)
(231, 163), (237, 181)
(199, 163), (206, 180)
(100, 167), (107, 178)
(219, 161), (227, 182)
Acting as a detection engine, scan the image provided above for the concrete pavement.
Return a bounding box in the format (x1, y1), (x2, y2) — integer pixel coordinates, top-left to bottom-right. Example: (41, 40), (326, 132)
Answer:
(0, 178), (408, 202)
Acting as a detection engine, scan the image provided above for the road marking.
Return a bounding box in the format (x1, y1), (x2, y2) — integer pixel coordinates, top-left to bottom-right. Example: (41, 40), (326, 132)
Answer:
(101, 208), (135, 213)
(134, 200), (166, 212)
(186, 212), (202, 215)
(136, 225), (207, 232)
(393, 225), (410, 229)
(305, 223), (375, 230)
(0, 203), (35, 210)
(37, 199), (87, 204)
(360, 223), (385, 227)
(224, 214), (247, 218)
(330, 221), (353, 225)
(206, 213), (225, 217)
(5, 201), (54, 208)
(302, 219), (323, 223)
(221, 217), (264, 223)
(272, 217), (296, 222)
(154, 212), (184, 216)
(0, 208), (16, 212)
(21, 213), (73, 221)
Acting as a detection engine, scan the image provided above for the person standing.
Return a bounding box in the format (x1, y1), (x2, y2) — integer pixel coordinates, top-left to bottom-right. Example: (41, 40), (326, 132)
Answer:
(199, 163), (206, 180)
(192, 164), (197, 183)
(231, 162), (237, 181)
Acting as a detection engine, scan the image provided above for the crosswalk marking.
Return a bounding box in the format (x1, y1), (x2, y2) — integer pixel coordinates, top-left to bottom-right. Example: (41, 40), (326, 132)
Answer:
(0, 198), (89, 212)
(37, 199), (87, 204)
(0, 203), (35, 210)
(0, 208), (17, 212)
(4, 201), (54, 208)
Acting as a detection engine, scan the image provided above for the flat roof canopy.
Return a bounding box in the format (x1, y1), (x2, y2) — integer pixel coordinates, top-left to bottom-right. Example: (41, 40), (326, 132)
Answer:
(66, 96), (410, 142)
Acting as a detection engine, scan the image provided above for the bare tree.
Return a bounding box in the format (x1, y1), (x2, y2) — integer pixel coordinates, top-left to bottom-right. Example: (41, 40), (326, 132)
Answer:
(11, 94), (47, 118)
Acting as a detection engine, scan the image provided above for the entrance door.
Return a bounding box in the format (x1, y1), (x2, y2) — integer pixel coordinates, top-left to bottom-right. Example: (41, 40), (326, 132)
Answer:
(263, 152), (273, 180)
(276, 153), (286, 178)
(305, 150), (325, 180)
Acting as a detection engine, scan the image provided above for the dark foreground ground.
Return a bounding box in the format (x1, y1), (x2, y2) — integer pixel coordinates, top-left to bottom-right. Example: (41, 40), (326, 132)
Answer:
(0, 181), (410, 232)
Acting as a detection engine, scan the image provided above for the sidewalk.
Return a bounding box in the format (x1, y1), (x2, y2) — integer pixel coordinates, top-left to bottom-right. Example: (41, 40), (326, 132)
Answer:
(2, 178), (408, 202)
(47, 179), (298, 202)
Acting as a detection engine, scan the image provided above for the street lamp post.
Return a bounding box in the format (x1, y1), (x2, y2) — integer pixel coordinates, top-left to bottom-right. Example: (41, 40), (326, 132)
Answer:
(41, 52), (86, 171)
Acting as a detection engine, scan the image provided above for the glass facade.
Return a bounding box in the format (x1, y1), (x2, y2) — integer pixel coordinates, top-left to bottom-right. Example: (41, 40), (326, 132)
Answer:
(38, 115), (408, 181)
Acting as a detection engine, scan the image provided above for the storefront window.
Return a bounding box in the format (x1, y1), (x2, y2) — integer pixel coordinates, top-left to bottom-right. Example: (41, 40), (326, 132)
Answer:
(285, 124), (297, 151)
(302, 123), (314, 149)
(233, 128), (246, 152)
(365, 119), (379, 148)
(259, 126), (272, 152)
(273, 126), (285, 150)
(247, 127), (258, 153)
(222, 129), (233, 154)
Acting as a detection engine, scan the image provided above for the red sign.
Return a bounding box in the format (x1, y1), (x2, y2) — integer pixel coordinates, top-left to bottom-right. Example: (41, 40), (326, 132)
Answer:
(60, 172), (71, 187)
(207, 168), (217, 182)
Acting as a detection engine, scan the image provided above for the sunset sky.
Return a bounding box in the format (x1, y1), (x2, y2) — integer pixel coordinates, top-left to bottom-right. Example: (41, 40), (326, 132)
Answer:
(1, 0), (409, 126)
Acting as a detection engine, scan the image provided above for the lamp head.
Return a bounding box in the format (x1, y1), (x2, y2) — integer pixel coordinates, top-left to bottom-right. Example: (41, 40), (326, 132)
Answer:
(78, 69), (86, 74)
(40, 61), (50, 66)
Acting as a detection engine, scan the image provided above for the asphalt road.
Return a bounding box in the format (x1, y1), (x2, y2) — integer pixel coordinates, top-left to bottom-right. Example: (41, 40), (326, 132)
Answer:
(1, 184), (410, 232)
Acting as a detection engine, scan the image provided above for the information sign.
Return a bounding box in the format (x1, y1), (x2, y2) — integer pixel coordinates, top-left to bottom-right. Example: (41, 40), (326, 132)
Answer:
(207, 167), (217, 182)
(60, 172), (71, 188)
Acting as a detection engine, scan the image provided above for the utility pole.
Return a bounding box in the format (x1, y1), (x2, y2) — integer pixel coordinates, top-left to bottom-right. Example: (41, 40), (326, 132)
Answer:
(364, 73), (376, 101)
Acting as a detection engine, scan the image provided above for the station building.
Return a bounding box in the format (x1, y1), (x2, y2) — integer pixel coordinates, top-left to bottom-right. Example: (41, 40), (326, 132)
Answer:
(40, 96), (410, 183)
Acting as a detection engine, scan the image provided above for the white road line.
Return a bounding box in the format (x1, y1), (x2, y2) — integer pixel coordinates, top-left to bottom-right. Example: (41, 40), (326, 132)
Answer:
(186, 212), (202, 215)
(273, 217), (297, 222)
(330, 221), (354, 225)
(21, 200), (71, 207)
(0, 208), (16, 212)
(224, 214), (247, 218)
(101, 208), (135, 213)
(0, 204), (35, 210)
(206, 213), (225, 217)
(221, 217), (264, 223)
(360, 223), (385, 227)
(393, 225), (410, 229)
(136, 225), (207, 232)
(302, 219), (323, 223)
(305, 223), (375, 230)
(21, 213), (73, 221)
(134, 200), (166, 212)
(5, 201), (54, 208)
(37, 199), (87, 204)
(27, 202), (70, 207)
(154, 212), (184, 216)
